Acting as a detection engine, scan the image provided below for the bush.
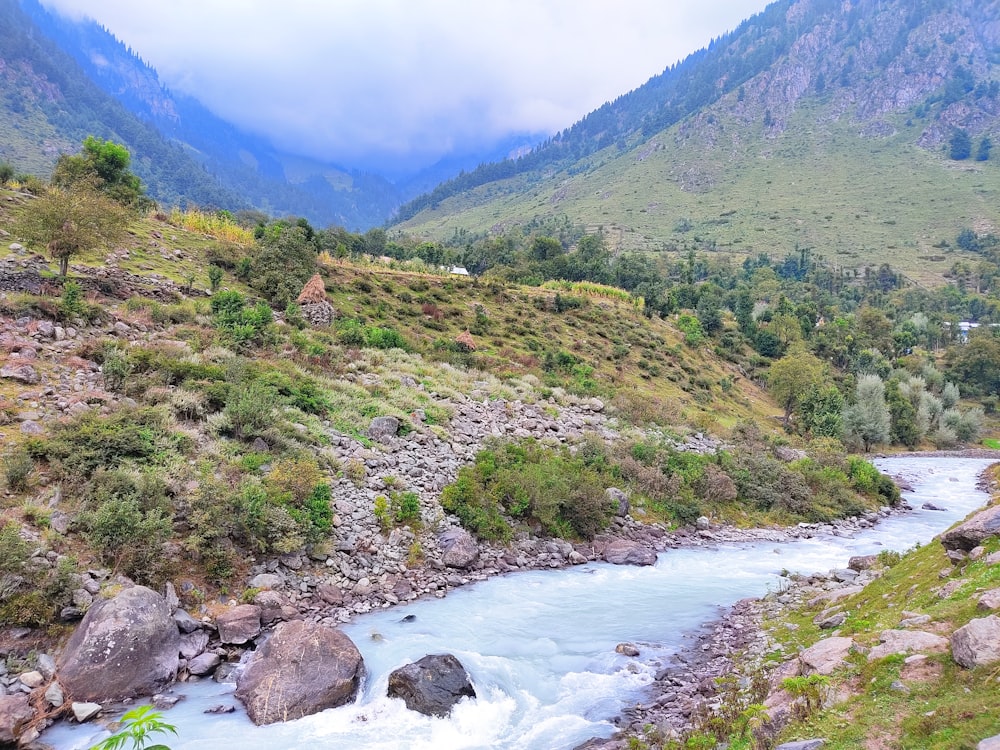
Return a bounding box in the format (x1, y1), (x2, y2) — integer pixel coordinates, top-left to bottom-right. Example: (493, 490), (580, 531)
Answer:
(366, 326), (407, 350)
(101, 345), (133, 392)
(83, 495), (171, 583)
(2, 447), (33, 491)
(224, 380), (277, 439)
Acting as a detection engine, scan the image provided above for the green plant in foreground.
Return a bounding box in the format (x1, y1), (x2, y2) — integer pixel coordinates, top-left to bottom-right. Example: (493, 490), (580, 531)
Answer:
(90, 705), (176, 750)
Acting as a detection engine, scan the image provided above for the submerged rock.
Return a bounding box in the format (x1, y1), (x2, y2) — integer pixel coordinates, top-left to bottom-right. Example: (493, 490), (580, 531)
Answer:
(387, 653), (476, 717)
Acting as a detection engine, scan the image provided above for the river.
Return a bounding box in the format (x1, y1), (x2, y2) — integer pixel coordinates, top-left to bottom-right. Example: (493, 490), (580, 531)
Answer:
(45, 456), (995, 750)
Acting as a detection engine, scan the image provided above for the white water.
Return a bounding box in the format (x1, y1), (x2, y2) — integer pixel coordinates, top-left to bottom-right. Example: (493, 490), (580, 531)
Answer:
(46, 456), (994, 750)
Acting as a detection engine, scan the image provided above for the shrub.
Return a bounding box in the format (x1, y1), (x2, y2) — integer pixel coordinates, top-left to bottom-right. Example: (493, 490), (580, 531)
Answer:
(2, 447), (33, 492)
(392, 490), (421, 525)
(366, 326), (407, 350)
(83, 494), (171, 583)
(224, 381), (277, 439)
(101, 345), (133, 392)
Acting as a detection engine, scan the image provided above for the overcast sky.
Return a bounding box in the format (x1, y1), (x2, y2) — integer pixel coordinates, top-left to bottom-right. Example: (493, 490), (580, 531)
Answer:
(40, 0), (771, 174)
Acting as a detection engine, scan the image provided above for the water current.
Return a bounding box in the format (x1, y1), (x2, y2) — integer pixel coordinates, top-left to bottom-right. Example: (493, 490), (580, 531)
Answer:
(46, 456), (996, 750)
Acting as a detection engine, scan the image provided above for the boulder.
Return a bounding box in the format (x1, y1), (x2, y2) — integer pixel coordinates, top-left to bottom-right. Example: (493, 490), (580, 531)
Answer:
(977, 588), (1000, 612)
(868, 630), (949, 661)
(235, 620), (364, 725)
(0, 695), (33, 745)
(605, 487), (629, 517)
(775, 741), (826, 750)
(980, 733), (1000, 750)
(439, 528), (480, 569)
(367, 416), (400, 441)
(215, 604), (262, 645)
(603, 540), (656, 566)
(57, 585), (179, 702)
(799, 637), (854, 675)
(0, 362), (39, 384)
(939, 505), (1000, 551)
(848, 554), (878, 571)
(387, 654), (476, 717)
(71, 702), (102, 722)
(188, 652), (222, 676)
(951, 615), (1000, 669)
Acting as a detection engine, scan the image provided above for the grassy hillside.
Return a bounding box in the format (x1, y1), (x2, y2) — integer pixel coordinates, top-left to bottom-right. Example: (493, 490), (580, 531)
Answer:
(398, 104), (1000, 288)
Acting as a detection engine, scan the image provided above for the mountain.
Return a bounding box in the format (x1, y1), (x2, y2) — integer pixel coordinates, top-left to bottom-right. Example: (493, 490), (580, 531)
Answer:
(8, 0), (408, 229)
(0, 0), (246, 210)
(393, 0), (1000, 286)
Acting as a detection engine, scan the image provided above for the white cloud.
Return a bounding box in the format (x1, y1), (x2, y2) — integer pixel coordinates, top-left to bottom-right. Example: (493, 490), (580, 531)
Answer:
(40, 0), (769, 171)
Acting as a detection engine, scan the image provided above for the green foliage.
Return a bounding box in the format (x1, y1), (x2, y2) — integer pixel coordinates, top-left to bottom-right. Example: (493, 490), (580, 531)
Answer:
(89, 705), (176, 750)
(101, 345), (133, 393)
(207, 265), (224, 292)
(29, 407), (175, 480)
(54, 136), (148, 209)
(392, 490), (421, 525)
(676, 314), (705, 346)
(949, 128), (972, 160)
(223, 380), (277, 440)
(365, 326), (407, 350)
(82, 492), (171, 584)
(442, 440), (614, 541)
(2, 447), (33, 492)
(210, 291), (273, 350)
(248, 224), (317, 307)
(61, 280), (84, 319)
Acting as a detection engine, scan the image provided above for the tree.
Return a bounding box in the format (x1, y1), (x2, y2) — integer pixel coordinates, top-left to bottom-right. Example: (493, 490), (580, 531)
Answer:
(842, 374), (891, 452)
(52, 136), (147, 209)
(949, 128), (972, 160)
(976, 136), (992, 162)
(16, 182), (129, 276)
(249, 224), (317, 306)
(768, 348), (827, 426)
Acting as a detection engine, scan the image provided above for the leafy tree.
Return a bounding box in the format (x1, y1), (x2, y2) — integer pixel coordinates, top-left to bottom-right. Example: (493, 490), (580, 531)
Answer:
(53, 136), (147, 209)
(842, 374), (891, 452)
(531, 236), (564, 262)
(799, 384), (844, 438)
(949, 128), (972, 160)
(768, 348), (827, 426)
(976, 136), (992, 162)
(16, 182), (129, 276)
(945, 329), (1000, 396)
(249, 224), (317, 306)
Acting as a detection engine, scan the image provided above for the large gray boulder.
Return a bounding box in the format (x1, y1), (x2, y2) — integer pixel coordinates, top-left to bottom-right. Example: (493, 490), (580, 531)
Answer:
(799, 636), (854, 675)
(939, 505), (1000, 551)
(387, 654), (476, 717)
(867, 630), (949, 661)
(602, 540), (656, 566)
(57, 585), (179, 702)
(215, 604), (262, 645)
(439, 528), (479, 569)
(0, 695), (34, 745)
(951, 615), (1000, 669)
(367, 416), (400, 441)
(235, 620), (364, 725)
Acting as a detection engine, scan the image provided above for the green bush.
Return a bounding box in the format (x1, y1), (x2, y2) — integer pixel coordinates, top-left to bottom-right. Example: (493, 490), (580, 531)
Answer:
(210, 290), (273, 350)
(2, 447), (33, 492)
(101, 345), (133, 392)
(366, 326), (407, 350)
(392, 490), (421, 525)
(224, 380), (277, 439)
(82, 490), (171, 584)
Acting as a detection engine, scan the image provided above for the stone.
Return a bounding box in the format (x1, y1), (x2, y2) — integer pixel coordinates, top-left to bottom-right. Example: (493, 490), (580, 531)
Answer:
(899, 614), (931, 628)
(44, 681), (64, 708)
(775, 741), (826, 750)
(939, 505), (1000, 551)
(615, 643), (640, 657)
(173, 609), (202, 634)
(979, 733), (1000, 750)
(0, 694), (33, 744)
(317, 583), (344, 605)
(215, 604), (262, 645)
(367, 416), (400, 441)
(235, 620), (364, 725)
(603, 540), (657, 566)
(848, 554), (878, 571)
(438, 528), (479, 569)
(36, 654), (56, 680)
(248, 573), (284, 590)
(57, 586), (179, 702)
(19, 420), (43, 435)
(799, 637), (854, 675)
(605, 487), (629, 517)
(188, 652), (222, 676)
(812, 610), (846, 629)
(18, 671), (44, 688)
(71, 702), (103, 722)
(868, 630), (949, 661)
(951, 615), (1000, 669)
(179, 631), (210, 660)
(977, 588), (1000, 612)
(0, 363), (39, 384)
(387, 653), (476, 717)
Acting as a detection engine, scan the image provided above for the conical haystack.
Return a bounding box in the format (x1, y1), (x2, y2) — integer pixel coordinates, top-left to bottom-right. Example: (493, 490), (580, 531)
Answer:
(455, 330), (477, 352)
(295, 274), (336, 326)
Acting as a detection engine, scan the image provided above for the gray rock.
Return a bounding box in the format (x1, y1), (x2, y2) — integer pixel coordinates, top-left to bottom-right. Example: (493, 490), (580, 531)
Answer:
(215, 604), (262, 645)
(848, 554), (878, 571)
(977, 588), (1000, 611)
(235, 620), (364, 725)
(439, 528), (479, 569)
(249, 572), (284, 590)
(868, 630), (949, 661)
(0, 694), (33, 744)
(387, 653), (476, 717)
(951, 615), (1000, 669)
(0, 363), (39, 384)
(800, 637), (854, 675)
(71, 702), (102, 722)
(173, 609), (202, 634)
(19, 420), (44, 435)
(18, 671), (43, 688)
(36, 654), (56, 680)
(367, 416), (400, 441)
(188, 653), (222, 676)
(979, 733), (1000, 750)
(939, 505), (1000, 551)
(603, 540), (656, 566)
(179, 631), (210, 660)
(615, 643), (640, 657)
(605, 487), (629, 517)
(813, 610), (846, 629)
(44, 681), (64, 708)
(775, 741), (826, 750)
(57, 585), (180, 702)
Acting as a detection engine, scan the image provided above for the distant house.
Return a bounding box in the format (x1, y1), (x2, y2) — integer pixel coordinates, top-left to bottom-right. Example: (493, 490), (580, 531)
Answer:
(449, 266), (470, 276)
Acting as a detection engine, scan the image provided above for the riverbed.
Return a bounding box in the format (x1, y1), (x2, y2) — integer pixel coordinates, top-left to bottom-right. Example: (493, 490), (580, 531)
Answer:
(45, 456), (995, 750)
